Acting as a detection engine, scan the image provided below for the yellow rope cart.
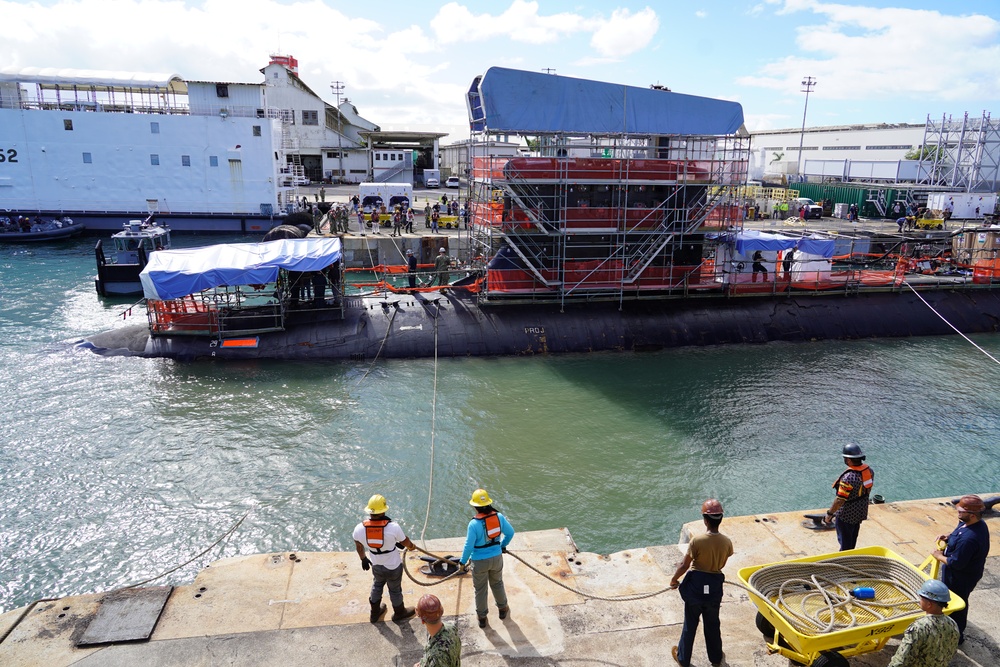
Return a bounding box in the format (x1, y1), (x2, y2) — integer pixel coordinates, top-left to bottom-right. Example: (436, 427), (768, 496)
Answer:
(737, 546), (964, 667)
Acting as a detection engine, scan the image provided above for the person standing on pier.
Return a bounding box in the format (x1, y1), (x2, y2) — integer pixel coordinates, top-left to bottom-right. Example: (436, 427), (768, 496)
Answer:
(406, 249), (418, 289)
(353, 494), (418, 623)
(413, 594), (462, 667)
(823, 443), (874, 550)
(670, 498), (734, 667)
(932, 494), (990, 644)
(460, 488), (515, 628)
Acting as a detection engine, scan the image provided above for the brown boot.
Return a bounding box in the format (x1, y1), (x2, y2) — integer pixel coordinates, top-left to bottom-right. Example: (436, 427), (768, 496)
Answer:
(369, 601), (386, 623)
(391, 604), (415, 622)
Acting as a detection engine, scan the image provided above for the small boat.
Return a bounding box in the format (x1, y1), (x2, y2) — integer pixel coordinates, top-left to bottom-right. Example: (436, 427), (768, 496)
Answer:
(0, 215), (85, 242)
(94, 217), (171, 296)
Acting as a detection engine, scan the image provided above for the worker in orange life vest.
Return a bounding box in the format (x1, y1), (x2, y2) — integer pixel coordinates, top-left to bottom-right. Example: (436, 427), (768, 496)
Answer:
(352, 493), (418, 623)
(460, 488), (515, 628)
(823, 443), (875, 550)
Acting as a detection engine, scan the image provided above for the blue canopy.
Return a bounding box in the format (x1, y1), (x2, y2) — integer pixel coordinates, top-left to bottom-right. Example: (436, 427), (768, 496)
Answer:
(468, 67), (744, 136)
(140, 237), (342, 301)
(734, 231), (835, 258)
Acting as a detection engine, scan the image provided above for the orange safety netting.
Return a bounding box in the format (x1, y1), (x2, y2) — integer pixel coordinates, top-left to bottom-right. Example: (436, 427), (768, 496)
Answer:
(349, 277), (484, 294)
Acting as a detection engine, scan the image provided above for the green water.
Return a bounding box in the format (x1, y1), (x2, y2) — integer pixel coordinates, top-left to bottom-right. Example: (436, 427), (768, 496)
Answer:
(2, 236), (998, 612)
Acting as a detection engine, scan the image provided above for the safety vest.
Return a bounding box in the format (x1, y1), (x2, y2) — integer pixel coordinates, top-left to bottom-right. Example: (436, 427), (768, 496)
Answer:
(363, 518), (396, 555)
(834, 464), (873, 502)
(474, 511), (502, 548)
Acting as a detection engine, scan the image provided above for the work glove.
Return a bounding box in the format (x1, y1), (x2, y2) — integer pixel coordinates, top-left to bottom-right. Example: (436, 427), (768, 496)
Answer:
(502, 547), (509, 554)
(361, 557), (372, 571)
(460, 562), (470, 573)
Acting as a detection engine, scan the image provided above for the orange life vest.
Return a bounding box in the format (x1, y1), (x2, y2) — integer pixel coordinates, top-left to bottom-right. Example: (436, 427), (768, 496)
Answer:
(474, 511), (502, 548)
(363, 518), (395, 554)
(833, 463), (874, 501)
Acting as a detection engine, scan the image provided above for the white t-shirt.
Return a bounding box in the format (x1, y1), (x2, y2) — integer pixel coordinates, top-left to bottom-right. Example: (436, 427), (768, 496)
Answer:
(353, 520), (407, 568)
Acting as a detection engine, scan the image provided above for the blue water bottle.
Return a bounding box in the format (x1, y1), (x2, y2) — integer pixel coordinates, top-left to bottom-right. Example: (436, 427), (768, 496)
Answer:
(851, 587), (876, 599)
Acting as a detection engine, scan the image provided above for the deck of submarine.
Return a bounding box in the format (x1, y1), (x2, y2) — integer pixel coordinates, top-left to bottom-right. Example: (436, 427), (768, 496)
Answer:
(1, 495), (998, 666)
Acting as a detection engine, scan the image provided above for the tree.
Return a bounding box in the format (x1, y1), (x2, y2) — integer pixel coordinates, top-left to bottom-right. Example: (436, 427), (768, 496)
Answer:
(905, 145), (945, 162)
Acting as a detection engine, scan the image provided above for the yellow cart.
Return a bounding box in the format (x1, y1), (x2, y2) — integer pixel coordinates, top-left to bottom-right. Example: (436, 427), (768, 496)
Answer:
(738, 545), (964, 667)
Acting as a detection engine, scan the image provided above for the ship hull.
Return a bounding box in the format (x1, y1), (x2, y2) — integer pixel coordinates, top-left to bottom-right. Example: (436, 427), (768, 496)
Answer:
(81, 287), (1000, 361)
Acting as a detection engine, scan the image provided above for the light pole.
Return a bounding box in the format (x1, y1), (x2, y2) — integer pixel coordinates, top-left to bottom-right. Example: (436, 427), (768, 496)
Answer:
(330, 81), (345, 183)
(796, 76), (816, 179)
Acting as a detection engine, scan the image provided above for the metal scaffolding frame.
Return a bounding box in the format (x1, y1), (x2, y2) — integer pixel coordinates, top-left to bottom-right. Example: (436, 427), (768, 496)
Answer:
(918, 112), (1000, 193)
(465, 132), (750, 306)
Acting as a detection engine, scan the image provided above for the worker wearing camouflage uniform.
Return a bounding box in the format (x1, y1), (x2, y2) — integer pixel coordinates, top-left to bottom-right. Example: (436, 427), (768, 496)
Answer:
(413, 594), (461, 667)
(886, 579), (959, 667)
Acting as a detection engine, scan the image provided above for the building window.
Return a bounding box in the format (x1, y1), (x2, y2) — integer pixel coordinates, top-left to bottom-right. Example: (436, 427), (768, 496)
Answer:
(63, 119), (73, 131)
(181, 155), (191, 166)
(82, 152), (92, 164)
(786, 146), (818, 151)
(375, 153), (381, 161)
(209, 155), (219, 167)
(822, 146), (861, 151)
(216, 84), (229, 98)
(150, 154), (160, 166)
(253, 125), (262, 137)
(302, 110), (318, 125)
(866, 144), (914, 150)
(151, 122), (160, 134)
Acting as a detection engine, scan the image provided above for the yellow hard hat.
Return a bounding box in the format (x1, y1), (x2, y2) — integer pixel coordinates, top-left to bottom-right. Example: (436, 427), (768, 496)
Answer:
(469, 488), (493, 507)
(365, 494), (388, 514)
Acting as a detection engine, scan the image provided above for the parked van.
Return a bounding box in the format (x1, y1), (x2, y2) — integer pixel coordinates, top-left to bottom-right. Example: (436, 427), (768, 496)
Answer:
(358, 183), (413, 212)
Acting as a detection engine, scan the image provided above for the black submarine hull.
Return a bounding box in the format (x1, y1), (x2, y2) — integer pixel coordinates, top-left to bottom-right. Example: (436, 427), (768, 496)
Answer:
(81, 287), (1000, 361)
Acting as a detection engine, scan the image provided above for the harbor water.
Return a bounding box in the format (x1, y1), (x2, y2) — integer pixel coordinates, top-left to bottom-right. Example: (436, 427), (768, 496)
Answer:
(2, 235), (1000, 614)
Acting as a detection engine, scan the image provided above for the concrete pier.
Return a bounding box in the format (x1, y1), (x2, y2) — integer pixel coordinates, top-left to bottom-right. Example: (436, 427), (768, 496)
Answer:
(1, 495), (997, 666)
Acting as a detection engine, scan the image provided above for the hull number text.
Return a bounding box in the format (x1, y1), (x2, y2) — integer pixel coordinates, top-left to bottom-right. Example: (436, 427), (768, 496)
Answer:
(524, 327), (545, 335)
(0, 149), (18, 163)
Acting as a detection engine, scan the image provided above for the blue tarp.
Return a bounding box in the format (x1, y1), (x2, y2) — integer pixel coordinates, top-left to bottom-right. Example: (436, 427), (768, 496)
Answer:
(468, 67), (744, 136)
(140, 237), (342, 301)
(733, 230), (835, 258)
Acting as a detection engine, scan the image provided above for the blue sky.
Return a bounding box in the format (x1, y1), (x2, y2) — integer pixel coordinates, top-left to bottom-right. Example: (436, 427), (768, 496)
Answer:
(3, 0), (999, 141)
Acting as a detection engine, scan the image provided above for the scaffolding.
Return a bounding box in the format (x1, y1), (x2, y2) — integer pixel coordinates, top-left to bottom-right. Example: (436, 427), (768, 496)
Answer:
(464, 132), (750, 306)
(918, 112), (1000, 193)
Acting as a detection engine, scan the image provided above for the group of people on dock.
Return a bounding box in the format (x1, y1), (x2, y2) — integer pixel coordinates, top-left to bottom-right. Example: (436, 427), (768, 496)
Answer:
(352, 447), (990, 667)
(353, 489), (514, 666)
(671, 443), (989, 667)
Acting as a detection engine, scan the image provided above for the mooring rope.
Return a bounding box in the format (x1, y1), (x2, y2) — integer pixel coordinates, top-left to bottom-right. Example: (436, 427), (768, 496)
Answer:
(120, 508), (252, 590)
(904, 281), (1000, 366)
(504, 550), (676, 602)
(419, 301), (442, 545)
(355, 307), (398, 387)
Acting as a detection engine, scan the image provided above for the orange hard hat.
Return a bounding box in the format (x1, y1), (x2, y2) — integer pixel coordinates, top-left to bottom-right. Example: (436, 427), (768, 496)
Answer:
(701, 499), (724, 517)
(957, 494), (986, 514)
(416, 594), (443, 620)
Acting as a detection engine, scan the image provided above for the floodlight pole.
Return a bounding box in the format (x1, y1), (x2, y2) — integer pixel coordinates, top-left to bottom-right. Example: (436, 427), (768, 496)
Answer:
(331, 81), (345, 183)
(796, 76), (816, 179)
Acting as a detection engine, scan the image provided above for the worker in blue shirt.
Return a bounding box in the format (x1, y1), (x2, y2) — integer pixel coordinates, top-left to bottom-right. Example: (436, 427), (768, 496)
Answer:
(460, 488), (515, 628)
(932, 494), (991, 644)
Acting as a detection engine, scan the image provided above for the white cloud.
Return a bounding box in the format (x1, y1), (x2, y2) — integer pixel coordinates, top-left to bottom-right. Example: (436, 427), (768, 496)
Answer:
(431, 0), (592, 45)
(695, 10), (707, 19)
(590, 8), (660, 58)
(738, 1), (1000, 103)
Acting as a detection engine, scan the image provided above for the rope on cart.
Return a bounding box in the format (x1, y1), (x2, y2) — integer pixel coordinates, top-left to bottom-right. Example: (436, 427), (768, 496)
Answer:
(744, 555), (926, 635)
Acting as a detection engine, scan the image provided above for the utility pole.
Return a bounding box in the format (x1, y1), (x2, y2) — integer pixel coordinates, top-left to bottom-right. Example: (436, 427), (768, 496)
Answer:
(796, 76), (816, 180)
(330, 81), (345, 184)
(542, 68), (556, 74)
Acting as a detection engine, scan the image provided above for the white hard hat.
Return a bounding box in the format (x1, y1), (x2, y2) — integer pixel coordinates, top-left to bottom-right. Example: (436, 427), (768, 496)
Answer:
(406, 249), (413, 254)
(439, 247), (446, 252)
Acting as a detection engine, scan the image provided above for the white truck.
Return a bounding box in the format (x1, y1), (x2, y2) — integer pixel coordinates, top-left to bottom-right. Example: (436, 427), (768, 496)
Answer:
(358, 182), (413, 212)
(423, 169), (441, 188)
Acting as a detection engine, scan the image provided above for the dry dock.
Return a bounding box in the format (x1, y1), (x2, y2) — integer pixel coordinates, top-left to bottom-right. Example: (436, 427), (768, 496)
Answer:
(2, 495), (997, 666)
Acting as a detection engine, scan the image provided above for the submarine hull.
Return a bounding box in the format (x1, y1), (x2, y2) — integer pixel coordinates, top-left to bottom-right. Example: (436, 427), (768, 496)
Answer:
(82, 288), (1000, 361)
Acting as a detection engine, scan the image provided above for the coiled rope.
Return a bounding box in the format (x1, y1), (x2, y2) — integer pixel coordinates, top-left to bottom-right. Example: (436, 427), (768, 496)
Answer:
(745, 555), (924, 635)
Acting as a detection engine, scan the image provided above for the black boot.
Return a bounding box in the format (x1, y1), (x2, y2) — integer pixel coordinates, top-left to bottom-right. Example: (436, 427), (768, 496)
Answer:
(369, 601), (387, 623)
(391, 604), (415, 622)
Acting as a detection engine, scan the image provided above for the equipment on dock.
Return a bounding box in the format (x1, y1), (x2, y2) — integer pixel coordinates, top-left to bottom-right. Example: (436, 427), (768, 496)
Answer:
(739, 545), (964, 667)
